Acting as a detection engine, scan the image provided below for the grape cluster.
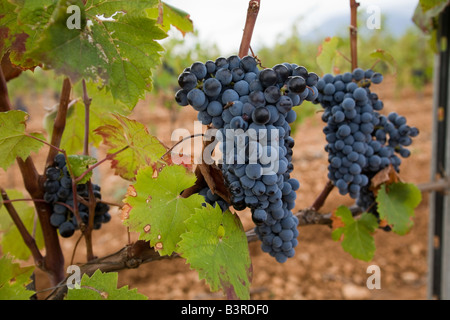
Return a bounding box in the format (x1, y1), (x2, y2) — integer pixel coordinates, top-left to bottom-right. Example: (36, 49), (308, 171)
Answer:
(198, 187), (229, 212)
(43, 154), (111, 238)
(315, 68), (419, 211)
(175, 55), (318, 262)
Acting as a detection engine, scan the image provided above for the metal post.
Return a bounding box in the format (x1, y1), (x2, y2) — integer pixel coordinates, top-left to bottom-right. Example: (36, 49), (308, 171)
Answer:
(428, 4), (450, 300)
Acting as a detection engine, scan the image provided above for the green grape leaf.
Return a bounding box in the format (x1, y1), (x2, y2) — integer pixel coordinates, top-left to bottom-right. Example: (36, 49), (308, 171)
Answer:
(28, 0), (167, 108)
(369, 49), (397, 75)
(376, 182), (422, 235)
(316, 36), (341, 75)
(94, 114), (167, 181)
(0, 189), (45, 261)
(0, 110), (45, 171)
(84, 0), (158, 17)
(123, 165), (204, 256)
(178, 205), (252, 300)
(67, 155), (97, 184)
(65, 269), (147, 300)
(147, 2), (193, 35)
(332, 206), (378, 262)
(0, 256), (35, 300)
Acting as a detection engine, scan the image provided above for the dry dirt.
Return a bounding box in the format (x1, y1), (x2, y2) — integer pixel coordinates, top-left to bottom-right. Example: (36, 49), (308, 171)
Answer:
(0, 76), (433, 300)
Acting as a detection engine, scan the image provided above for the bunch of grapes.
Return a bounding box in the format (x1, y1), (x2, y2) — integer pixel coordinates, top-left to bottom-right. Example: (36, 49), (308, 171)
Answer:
(315, 68), (419, 213)
(198, 187), (229, 212)
(43, 154), (111, 238)
(175, 55), (317, 262)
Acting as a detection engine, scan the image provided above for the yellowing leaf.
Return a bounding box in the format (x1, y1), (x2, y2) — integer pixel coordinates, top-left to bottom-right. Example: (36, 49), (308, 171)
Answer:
(123, 165), (204, 256)
(95, 114), (167, 181)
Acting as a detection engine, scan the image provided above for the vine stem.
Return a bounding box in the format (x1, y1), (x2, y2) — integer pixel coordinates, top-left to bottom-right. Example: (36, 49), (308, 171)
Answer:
(45, 78), (71, 168)
(74, 145), (129, 184)
(337, 50), (352, 64)
(0, 65), (65, 286)
(24, 133), (65, 153)
(161, 133), (204, 159)
(350, 0), (360, 70)
(310, 180), (335, 211)
(98, 199), (123, 209)
(0, 189), (44, 267)
(370, 59), (381, 71)
(82, 79), (91, 156)
(85, 182), (96, 261)
(81, 78), (96, 261)
(238, 0), (261, 58)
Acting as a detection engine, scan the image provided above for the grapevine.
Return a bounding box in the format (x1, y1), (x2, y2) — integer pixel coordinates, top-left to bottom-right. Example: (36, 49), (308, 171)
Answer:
(0, 0), (435, 302)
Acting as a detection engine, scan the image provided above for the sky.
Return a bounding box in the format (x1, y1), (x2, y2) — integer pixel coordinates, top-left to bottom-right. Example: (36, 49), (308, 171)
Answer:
(162, 0), (420, 55)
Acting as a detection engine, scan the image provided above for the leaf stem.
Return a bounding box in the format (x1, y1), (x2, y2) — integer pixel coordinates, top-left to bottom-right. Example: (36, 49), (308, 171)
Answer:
(74, 146), (129, 184)
(310, 180), (335, 211)
(24, 133), (65, 154)
(337, 50), (352, 64)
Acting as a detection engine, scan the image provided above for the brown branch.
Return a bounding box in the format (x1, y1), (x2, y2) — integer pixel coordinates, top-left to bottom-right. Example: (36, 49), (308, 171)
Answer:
(70, 233), (85, 266)
(46, 240), (173, 300)
(238, 0), (261, 58)
(46, 78), (71, 168)
(82, 79), (91, 156)
(349, 0), (360, 70)
(310, 180), (334, 211)
(0, 65), (65, 286)
(84, 182), (96, 261)
(417, 178), (450, 193)
(1, 188), (44, 267)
